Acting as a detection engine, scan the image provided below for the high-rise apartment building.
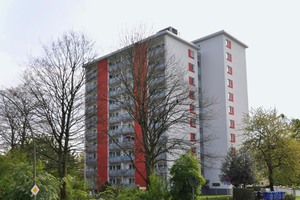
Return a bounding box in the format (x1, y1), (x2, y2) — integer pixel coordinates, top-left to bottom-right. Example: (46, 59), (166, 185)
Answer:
(84, 27), (248, 193)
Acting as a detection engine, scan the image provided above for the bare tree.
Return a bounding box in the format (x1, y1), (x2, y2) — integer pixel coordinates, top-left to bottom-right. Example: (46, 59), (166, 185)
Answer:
(0, 86), (36, 150)
(23, 31), (96, 199)
(100, 28), (215, 187)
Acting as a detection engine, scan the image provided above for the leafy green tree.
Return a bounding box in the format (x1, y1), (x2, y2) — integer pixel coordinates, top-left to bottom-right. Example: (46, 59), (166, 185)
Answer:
(140, 173), (170, 200)
(291, 118), (300, 140)
(243, 108), (300, 191)
(170, 153), (205, 200)
(0, 149), (59, 200)
(219, 149), (255, 187)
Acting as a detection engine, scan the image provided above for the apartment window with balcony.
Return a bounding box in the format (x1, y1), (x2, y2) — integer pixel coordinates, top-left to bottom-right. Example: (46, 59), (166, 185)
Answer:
(230, 133), (236, 143)
(189, 76), (195, 86)
(228, 92), (234, 102)
(226, 52), (232, 62)
(188, 49), (194, 59)
(226, 39), (232, 49)
(228, 79), (233, 88)
(229, 119), (235, 129)
(188, 63), (195, 72)
(190, 118), (196, 128)
(190, 133), (196, 141)
(227, 65), (233, 75)
(229, 106), (234, 115)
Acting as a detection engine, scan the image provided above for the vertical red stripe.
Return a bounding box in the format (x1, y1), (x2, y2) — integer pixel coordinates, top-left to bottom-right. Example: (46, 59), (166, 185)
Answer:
(133, 43), (147, 188)
(97, 59), (108, 189)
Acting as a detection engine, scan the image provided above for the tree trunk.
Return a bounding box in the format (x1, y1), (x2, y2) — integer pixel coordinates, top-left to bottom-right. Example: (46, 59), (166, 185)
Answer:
(268, 166), (274, 191)
(59, 153), (67, 199)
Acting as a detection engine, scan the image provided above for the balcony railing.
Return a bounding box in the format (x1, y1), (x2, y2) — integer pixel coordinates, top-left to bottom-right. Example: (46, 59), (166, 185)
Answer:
(108, 126), (134, 136)
(86, 158), (97, 165)
(109, 169), (134, 177)
(109, 113), (132, 124)
(86, 145), (97, 153)
(109, 155), (134, 163)
(86, 170), (97, 177)
(85, 132), (97, 141)
(109, 141), (134, 150)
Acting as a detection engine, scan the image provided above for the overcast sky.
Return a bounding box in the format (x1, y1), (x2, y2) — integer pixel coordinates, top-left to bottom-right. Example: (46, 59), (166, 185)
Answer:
(0, 0), (299, 119)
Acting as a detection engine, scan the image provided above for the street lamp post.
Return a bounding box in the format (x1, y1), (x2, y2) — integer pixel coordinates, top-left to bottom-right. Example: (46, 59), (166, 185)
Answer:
(189, 176), (200, 200)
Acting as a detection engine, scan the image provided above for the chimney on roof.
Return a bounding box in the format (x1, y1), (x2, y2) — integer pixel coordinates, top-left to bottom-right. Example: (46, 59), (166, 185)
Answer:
(158, 27), (178, 35)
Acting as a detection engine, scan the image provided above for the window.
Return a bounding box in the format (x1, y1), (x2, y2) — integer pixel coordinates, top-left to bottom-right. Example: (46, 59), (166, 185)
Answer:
(226, 52), (232, 62)
(226, 39), (232, 49)
(129, 164), (134, 169)
(188, 49), (194, 59)
(228, 92), (234, 102)
(188, 63), (195, 72)
(230, 133), (236, 142)
(229, 120), (235, 129)
(190, 104), (196, 113)
(228, 79), (233, 88)
(227, 65), (233, 75)
(189, 76), (195, 86)
(230, 147), (236, 156)
(229, 106), (234, 115)
(189, 91), (195, 100)
(190, 118), (196, 128)
(190, 133), (196, 141)
(129, 178), (135, 184)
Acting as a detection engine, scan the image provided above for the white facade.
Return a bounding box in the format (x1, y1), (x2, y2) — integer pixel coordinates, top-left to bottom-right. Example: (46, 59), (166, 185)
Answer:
(193, 31), (248, 191)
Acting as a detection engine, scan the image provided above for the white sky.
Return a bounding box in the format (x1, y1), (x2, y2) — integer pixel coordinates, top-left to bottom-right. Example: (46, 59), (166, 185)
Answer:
(0, 0), (299, 119)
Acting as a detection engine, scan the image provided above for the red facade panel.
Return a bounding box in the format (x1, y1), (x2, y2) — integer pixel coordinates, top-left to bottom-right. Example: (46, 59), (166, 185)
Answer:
(97, 59), (109, 189)
(133, 43), (147, 188)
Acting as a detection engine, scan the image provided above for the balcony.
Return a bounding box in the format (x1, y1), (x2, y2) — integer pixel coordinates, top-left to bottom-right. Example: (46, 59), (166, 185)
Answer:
(86, 71), (97, 82)
(108, 126), (134, 136)
(109, 89), (122, 97)
(109, 103), (121, 111)
(86, 170), (97, 177)
(86, 84), (97, 94)
(86, 94), (97, 104)
(109, 169), (134, 177)
(86, 119), (97, 129)
(109, 141), (134, 150)
(86, 145), (97, 153)
(109, 113), (132, 124)
(86, 108), (97, 117)
(85, 132), (97, 141)
(109, 155), (134, 163)
(86, 158), (97, 165)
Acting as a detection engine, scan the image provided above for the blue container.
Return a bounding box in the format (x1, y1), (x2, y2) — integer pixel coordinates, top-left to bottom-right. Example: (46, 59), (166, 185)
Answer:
(273, 192), (278, 200)
(279, 192), (286, 200)
(263, 192), (273, 200)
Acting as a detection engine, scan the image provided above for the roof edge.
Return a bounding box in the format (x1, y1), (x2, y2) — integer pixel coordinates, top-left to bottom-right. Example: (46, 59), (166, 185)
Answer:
(83, 28), (199, 68)
(192, 30), (248, 48)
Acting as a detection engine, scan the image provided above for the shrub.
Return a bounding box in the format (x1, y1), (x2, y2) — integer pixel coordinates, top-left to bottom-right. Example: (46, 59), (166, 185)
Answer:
(233, 188), (254, 200)
(284, 194), (296, 200)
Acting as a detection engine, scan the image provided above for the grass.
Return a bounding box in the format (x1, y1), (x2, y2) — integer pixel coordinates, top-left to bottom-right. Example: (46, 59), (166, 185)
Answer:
(198, 196), (232, 200)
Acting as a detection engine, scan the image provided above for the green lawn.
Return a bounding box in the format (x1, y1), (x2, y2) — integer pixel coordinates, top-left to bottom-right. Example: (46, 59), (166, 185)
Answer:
(198, 196), (232, 200)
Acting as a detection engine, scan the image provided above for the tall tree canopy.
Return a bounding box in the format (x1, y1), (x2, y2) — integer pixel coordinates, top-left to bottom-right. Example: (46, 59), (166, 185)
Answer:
(243, 107), (300, 190)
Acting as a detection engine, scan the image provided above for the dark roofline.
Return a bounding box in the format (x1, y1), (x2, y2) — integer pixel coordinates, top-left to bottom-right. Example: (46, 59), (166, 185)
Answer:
(192, 30), (248, 48)
(83, 28), (198, 68)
